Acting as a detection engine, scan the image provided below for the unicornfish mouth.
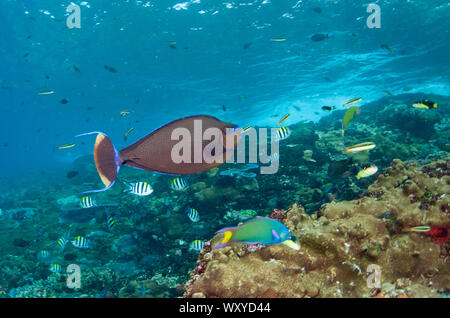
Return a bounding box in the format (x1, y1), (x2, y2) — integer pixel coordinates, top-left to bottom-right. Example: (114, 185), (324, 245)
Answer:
(282, 240), (301, 251)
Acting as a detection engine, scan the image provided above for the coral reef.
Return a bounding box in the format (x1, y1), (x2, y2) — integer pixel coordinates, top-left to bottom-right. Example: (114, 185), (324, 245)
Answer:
(183, 158), (449, 298)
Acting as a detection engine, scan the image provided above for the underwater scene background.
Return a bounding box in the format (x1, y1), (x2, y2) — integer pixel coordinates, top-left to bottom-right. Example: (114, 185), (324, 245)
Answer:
(0, 1), (449, 298)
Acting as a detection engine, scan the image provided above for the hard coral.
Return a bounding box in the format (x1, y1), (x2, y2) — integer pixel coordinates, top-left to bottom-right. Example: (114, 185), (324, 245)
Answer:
(183, 158), (450, 298)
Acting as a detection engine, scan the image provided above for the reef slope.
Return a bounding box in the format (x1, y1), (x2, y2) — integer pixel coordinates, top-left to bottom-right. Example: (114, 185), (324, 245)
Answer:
(183, 158), (449, 298)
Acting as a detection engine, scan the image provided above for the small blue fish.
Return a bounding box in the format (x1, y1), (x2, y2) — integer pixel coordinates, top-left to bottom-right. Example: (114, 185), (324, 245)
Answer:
(71, 236), (89, 248)
(238, 171), (257, 178)
(170, 177), (188, 191)
(186, 208), (200, 222)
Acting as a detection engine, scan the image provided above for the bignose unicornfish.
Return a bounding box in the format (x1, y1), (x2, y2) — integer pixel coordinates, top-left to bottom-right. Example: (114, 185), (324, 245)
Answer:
(214, 217), (300, 250)
(77, 115), (241, 193)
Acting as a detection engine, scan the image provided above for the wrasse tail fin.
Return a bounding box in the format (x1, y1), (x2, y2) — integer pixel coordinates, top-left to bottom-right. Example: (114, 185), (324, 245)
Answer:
(76, 131), (120, 193)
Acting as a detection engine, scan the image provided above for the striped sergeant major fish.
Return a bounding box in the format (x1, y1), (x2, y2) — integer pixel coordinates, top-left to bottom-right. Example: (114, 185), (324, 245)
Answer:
(57, 231), (70, 251)
(186, 208), (200, 222)
(105, 209), (116, 232)
(126, 181), (153, 196)
(274, 127), (290, 141)
(71, 236), (89, 248)
(190, 240), (205, 251)
(80, 196), (96, 208)
(170, 177), (188, 191)
(49, 264), (62, 273)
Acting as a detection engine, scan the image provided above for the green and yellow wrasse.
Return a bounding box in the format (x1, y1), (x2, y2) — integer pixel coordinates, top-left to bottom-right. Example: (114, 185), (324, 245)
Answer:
(345, 142), (376, 153)
(342, 106), (360, 136)
(321, 106), (335, 112)
(276, 113), (290, 127)
(356, 165), (378, 180)
(120, 110), (131, 117)
(383, 90), (393, 96)
(124, 127), (134, 137)
(38, 90), (54, 95)
(412, 100), (437, 109)
(58, 143), (75, 150)
(214, 217), (300, 250)
(410, 226), (431, 233)
(343, 97), (362, 107)
(270, 38), (286, 42)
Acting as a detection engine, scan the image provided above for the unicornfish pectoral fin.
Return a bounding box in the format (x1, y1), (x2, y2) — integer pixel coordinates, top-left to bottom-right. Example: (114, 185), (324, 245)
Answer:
(282, 240), (301, 251)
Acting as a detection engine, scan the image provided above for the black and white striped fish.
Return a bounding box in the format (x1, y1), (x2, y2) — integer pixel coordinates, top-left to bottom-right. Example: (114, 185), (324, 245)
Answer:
(71, 236), (89, 248)
(57, 232), (70, 251)
(274, 127), (290, 141)
(190, 240), (205, 251)
(80, 196), (95, 208)
(170, 177), (188, 191)
(186, 208), (200, 222)
(49, 263), (62, 273)
(126, 181), (153, 196)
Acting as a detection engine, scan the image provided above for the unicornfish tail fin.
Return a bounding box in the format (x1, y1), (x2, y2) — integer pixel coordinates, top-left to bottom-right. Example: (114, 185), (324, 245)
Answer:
(76, 131), (120, 193)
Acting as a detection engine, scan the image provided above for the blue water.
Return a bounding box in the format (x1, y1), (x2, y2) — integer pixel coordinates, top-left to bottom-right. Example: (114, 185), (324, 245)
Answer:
(0, 1), (449, 299)
(1, 0), (449, 178)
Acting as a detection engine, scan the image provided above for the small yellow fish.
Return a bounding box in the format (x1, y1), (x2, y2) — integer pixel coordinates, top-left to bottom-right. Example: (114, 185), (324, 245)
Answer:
(120, 110), (131, 118)
(270, 38), (286, 42)
(345, 142), (376, 153)
(356, 165), (378, 179)
(58, 143), (75, 150)
(240, 126), (252, 134)
(124, 127), (134, 137)
(277, 113), (290, 127)
(412, 100), (437, 109)
(38, 90), (54, 95)
(410, 226), (431, 233)
(343, 97), (362, 107)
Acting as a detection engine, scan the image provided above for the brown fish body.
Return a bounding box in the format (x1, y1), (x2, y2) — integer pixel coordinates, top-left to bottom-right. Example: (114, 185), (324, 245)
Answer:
(82, 115), (240, 192)
(119, 115), (240, 175)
